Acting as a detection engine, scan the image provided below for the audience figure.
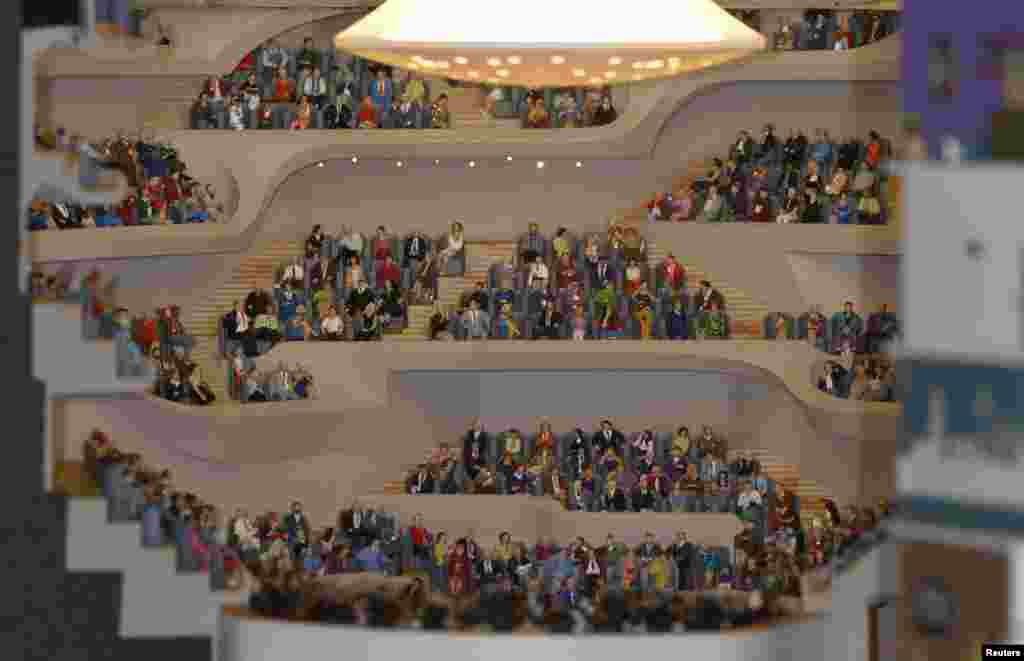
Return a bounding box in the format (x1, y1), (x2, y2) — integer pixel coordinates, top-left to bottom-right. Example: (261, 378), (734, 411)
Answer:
(831, 301), (863, 353)
(462, 299), (491, 340)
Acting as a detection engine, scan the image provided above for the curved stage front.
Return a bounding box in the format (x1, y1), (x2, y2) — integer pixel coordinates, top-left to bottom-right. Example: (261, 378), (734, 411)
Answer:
(219, 606), (826, 661)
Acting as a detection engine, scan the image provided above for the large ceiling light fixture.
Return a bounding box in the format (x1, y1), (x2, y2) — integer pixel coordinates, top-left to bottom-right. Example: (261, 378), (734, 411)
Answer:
(335, 0), (766, 88)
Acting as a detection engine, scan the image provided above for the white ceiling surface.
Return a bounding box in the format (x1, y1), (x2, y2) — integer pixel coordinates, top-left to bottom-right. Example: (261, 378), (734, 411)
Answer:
(335, 0), (767, 86)
(338, 0), (761, 49)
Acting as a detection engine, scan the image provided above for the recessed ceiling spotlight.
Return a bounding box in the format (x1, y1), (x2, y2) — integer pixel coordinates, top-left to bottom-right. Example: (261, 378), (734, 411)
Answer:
(434, 159), (440, 165)
(469, 161), (476, 167)
(487, 57), (502, 66)
(608, 56), (623, 65)
(536, 161), (545, 169)
(506, 56), (522, 65)
(575, 161), (582, 167)
(453, 56), (469, 64)
(397, 161), (404, 167)
(572, 69), (586, 77)
(317, 162), (324, 167)
(351, 156), (358, 164)
(550, 55), (566, 64)
(506, 155), (513, 161)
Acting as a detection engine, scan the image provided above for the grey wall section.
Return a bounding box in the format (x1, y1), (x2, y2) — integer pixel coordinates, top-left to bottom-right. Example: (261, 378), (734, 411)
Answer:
(390, 370), (482, 419)
(786, 253), (902, 316)
(394, 369), (759, 432)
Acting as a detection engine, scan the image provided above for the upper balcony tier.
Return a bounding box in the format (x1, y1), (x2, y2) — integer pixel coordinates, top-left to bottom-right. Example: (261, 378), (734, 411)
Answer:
(27, 35), (900, 264)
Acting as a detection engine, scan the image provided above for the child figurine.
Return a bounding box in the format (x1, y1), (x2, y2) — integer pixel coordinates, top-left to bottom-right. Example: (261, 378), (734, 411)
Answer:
(509, 464), (529, 494)
(577, 466), (596, 511)
(571, 303), (587, 341)
(832, 191), (852, 224)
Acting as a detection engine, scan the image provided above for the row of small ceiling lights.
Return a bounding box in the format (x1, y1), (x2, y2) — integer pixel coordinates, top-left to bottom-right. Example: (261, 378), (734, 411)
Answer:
(317, 158), (583, 168)
(408, 54), (688, 85)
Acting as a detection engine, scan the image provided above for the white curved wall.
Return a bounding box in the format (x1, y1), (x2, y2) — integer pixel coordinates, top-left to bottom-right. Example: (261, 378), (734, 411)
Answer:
(220, 611), (829, 661)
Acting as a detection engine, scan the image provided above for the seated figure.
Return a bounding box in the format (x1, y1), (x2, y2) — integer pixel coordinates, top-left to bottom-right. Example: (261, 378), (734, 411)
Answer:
(379, 279), (406, 328)
(601, 474), (628, 512)
(461, 299), (491, 340)
(551, 227), (574, 261)
(569, 302), (588, 341)
(623, 259), (644, 296)
(532, 297), (564, 340)
(591, 281), (620, 339)
(519, 222), (548, 265)
(284, 304), (311, 340)
(865, 304), (899, 353)
(427, 301), (450, 340)
(621, 226), (645, 263)
(554, 253), (579, 291)
(660, 253), (685, 294)
(830, 301), (864, 353)
(632, 282), (655, 339)
(526, 441), (559, 498)
(357, 97), (379, 128)
(320, 305), (344, 340)
(268, 362), (301, 401)
(699, 302), (728, 339)
(437, 221), (465, 274)
(430, 94), (450, 129)
(751, 190), (772, 223)
(497, 428), (528, 481)
(665, 297), (688, 340)
(492, 301), (521, 339)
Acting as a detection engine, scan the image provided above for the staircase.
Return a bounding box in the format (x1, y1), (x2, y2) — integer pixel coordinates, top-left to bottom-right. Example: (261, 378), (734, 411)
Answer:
(729, 449), (831, 524)
(644, 240), (768, 338)
(392, 241), (519, 341)
(620, 157), (710, 228)
(178, 239), (307, 401)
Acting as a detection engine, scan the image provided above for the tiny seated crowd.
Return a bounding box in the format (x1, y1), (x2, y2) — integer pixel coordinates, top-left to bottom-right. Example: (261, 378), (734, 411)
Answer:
(404, 420), (777, 521)
(763, 301), (900, 354)
(772, 9), (900, 51)
(431, 222), (728, 341)
(29, 265), (209, 404)
(648, 127), (890, 226)
(80, 427), (892, 636)
(220, 221), (465, 348)
(29, 128), (225, 230)
(818, 350), (897, 403)
(81, 431), (246, 589)
(110, 302), (220, 405)
(193, 39), (621, 131)
(246, 502), (894, 635)
(790, 301), (900, 402)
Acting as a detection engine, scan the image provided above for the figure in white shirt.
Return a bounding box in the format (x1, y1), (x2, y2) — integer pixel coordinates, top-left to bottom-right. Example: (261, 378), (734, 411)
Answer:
(282, 257), (304, 287)
(528, 255), (549, 290)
